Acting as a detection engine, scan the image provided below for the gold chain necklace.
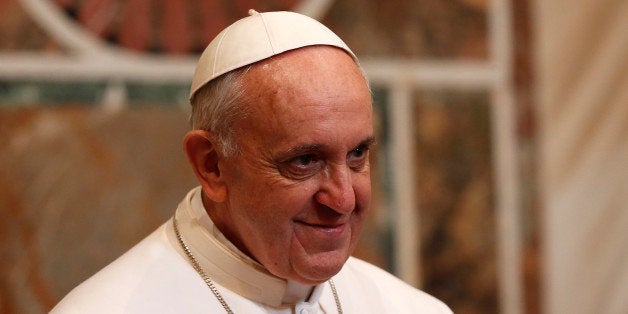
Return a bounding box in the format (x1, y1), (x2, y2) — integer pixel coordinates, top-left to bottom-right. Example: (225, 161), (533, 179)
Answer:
(172, 218), (343, 314)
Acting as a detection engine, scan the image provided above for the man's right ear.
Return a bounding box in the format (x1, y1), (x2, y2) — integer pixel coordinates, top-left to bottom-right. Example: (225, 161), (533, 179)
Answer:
(183, 130), (227, 202)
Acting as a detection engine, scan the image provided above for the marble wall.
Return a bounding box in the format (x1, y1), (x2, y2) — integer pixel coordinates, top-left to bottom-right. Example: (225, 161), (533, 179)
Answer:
(0, 108), (197, 312)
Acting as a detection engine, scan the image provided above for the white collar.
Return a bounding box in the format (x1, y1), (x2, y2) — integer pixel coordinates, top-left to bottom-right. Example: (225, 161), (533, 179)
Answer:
(171, 187), (324, 307)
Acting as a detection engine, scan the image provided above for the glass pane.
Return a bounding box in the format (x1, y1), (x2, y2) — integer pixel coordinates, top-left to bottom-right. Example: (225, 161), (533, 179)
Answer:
(413, 89), (497, 313)
(324, 0), (489, 59)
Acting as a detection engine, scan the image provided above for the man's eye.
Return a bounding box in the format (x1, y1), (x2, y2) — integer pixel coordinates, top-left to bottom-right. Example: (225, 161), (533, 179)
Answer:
(347, 145), (369, 170)
(351, 146), (365, 158)
(292, 154), (316, 168)
(280, 154), (323, 179)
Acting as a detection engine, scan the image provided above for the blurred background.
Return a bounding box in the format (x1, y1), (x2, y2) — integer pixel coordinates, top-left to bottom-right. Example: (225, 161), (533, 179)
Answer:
(0, 0), (625, 313)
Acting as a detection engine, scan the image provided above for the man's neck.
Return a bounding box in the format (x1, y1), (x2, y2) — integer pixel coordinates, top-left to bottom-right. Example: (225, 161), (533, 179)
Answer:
(174, 187), (317, 306)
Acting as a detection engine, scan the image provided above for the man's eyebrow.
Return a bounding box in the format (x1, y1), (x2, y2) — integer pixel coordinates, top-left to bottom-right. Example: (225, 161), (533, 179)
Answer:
(358, 136), (377, 148)
(280, 144), (326, 158)
(278, 136), (376, 158)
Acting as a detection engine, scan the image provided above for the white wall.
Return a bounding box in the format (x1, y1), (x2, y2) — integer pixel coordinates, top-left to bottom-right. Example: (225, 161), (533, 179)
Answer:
(534, 0), (628, 313)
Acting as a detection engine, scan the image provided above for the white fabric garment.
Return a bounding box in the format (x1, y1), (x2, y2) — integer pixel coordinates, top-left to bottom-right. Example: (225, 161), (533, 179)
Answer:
(52, 187), (452, 313)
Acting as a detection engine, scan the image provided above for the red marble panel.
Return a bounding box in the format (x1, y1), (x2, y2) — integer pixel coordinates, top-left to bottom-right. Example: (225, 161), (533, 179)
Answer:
(0, 0), (62, 51)
(0, 107), (197, 312)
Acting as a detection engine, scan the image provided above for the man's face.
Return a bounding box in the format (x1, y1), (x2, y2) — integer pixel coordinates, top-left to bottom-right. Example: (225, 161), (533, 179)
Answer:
(212, 46), (373, 284)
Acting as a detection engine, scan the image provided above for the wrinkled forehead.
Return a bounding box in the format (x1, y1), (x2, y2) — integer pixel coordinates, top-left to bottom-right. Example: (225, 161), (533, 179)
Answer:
(238, 46), (372, 126)
(190, 10), (357, 102)
(247, 45), (366, 88)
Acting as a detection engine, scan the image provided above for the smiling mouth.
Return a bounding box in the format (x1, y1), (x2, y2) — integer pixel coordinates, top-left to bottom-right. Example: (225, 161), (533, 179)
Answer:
(295, 221), (348, 237)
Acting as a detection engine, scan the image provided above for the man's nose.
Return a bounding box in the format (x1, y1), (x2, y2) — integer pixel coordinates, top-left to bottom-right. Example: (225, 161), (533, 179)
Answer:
(314, 165), (356, 213)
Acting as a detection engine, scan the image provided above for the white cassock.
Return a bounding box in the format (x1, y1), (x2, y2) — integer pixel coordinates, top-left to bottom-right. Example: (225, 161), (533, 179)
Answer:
(52, 187), (452, 313)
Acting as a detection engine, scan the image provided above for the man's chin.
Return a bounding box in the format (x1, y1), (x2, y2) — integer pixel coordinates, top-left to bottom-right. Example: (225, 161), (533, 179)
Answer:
(289, 251), (350, 285)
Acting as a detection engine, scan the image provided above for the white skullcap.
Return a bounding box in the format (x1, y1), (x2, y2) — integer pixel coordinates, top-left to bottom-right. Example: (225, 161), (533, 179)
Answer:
(189, 9), (356, 101)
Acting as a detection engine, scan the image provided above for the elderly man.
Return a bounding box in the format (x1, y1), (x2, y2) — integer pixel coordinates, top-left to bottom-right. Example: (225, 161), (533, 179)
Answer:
(53, 10), (451, 313)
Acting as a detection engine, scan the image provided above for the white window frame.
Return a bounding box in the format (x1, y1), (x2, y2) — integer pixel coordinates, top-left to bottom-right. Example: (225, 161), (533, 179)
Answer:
(362, 1), (523, 313)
